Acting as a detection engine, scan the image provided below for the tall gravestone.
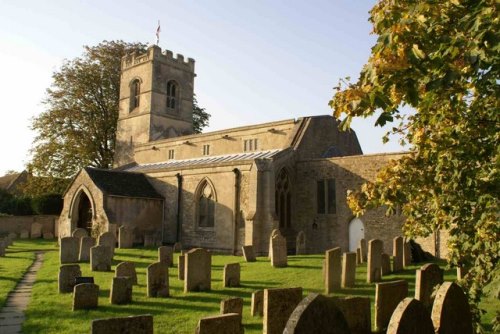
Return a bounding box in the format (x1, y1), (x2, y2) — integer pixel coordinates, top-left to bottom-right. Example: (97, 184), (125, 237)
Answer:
(271, 233), (287, 267)
(375, 280), (409, 332)
(263, 287), (303, 334)
(115, 261), (138, 285)
(367, 239), (383, 283)
(90, 245), (112, 271)
(359, 238), (367, 262)
(30, 222), (42, 239)
(251, 290), (264, 317)
(356, 248), (362, 265)
(178, 254), (185, 280)
(387, 298), (434, 334)
(158, 246), (174, 267)
(184, 248), (211, 292)
(393, 236), (404, 272)
(415, 263), (443, 310)
(60, 237), (80, 263)
(403, 240), (411, 267)
(325, 247), (342, 293)
(295, 231), (306, 255)
(223, 263), (240, 287)
(332, 296), (372, 334)
(341, 252), (357, 288)
(79, 236), (95, 262)
(118, 226), (134, 249)
(58, 264), (82, 293)
(242, 245), (256, 262)
(431, 282), (473, 334)
(147, 262), (169, 297)
(268, 229), (280, 258)
(98, 232), (116, 256)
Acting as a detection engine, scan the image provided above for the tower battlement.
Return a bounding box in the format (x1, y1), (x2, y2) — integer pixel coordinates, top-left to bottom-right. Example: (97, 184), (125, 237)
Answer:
(121, 45), (195, 71)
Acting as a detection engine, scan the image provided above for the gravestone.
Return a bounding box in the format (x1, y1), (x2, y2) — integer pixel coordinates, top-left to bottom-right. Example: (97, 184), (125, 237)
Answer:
(271, 233), (287, 267)
(158, 246), (174, 267)
(242, 245), (256, 262)
(431, 282), (472, 334)
(356, 248), (362, 265)
(91, 315), (153, 334)
(332, 296), (372, 334)
(359, 238), (367, 262)
(367, 239), (383, 283)
(43, 232), (54, 240)
(31, 222), (42, 239)
(184, 248), (211, 292)
(195, 313), (243, 334)
(325, 247), (342, 293)
(73, 283), (99, 310)
(90, 245), (112, 271)
(387, 298), (434, 334)
(60, 237), (80, 263)
(393, 236), (404, 272)
(375, 280), (409, 332)
(381, 253), (392, 276)
(58, 264), (82, 293)
(98, 232), (116, 255)
(118, 226), (134, 249)
(251, 290), (264, 317)
(79, 236), (96, 262)
(403, 240), (411, 267)
(173, 242), (182, 252)
(178, 255), (185, 280)
(220, 297), (243, 316)
(263, 287), (303, 334)
(283, 293), (350, 334)
(115, 261), (138, 285)
(147, 262), (169, 297)
(20, 229), (29, 239)
(295, 231), (306, 255)
(72, 228), (88, 239)
(415, 263), (444, 310)
(223, 263), (240, 287)
(110, 276), (133, 304)
(341, 252), (357, 288)
(268, 229), (280, 259)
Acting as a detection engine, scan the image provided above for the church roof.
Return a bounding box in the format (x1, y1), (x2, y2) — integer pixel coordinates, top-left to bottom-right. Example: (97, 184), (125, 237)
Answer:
(84, 167), (163, 199)
(126, 149), (282, 172)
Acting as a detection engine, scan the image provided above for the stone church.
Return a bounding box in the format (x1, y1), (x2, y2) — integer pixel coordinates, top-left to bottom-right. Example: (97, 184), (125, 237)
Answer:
(58, 45), (406, 255)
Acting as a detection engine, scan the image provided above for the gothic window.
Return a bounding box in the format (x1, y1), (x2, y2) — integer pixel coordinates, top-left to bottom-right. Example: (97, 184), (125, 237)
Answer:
(317, 179), (336, 214)
(203, 144), (210, 156)
(168, 149), (175, 160)
(130, 79), (141, 111)
(275, 168), (291, 228)
(167, 80), (179, 110)
(197, 180), (215, 228)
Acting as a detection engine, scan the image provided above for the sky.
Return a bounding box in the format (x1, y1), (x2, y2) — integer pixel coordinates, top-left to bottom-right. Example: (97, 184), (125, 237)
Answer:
(0, 0), (406, 175)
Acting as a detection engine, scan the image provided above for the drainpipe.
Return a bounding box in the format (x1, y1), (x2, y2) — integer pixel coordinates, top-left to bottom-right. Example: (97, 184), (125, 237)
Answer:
(232, 168), (241, 255)
(175, 173), (183, 242)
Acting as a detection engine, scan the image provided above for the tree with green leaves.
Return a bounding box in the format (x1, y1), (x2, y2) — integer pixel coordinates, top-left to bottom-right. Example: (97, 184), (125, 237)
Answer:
(330, 0), (498, 330)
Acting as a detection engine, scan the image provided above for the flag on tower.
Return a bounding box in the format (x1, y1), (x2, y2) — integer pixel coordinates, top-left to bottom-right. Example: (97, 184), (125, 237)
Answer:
(156, 20), (161, 45)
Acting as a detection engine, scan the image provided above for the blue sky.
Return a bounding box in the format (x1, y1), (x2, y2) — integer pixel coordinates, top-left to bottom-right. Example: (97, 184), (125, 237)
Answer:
(0, 0), (406, 175)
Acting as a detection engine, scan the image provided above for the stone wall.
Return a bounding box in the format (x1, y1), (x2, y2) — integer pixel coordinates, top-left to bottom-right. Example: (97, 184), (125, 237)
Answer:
(0, 215), (58, 236)
(415, 229), (450, 260)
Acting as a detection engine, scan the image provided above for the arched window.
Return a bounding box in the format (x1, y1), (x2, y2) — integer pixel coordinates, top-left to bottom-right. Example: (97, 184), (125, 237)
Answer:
(197, 179), (215, 228)
(166, 80), (178, 110)
(275, 169), (291, 228)
(130, 79), (141, 111)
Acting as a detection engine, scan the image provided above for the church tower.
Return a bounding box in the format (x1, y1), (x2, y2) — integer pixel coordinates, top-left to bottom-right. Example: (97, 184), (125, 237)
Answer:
(114, 45), (195, 167)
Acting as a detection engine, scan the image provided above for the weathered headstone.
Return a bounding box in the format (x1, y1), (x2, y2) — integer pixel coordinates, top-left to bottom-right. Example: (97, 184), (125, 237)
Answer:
(98, 232), (116, 255)
(58, 264), (82, 293)
(375, 280), (409, 332)
(393, 236), (404, 272)
(403, 240), (411, 267)
(79, 236), (95, 262)
(223, 263), (240, 287)
(367, 239), (383, 283)
(242, 245), (256, 262)
(20, 229), (29, 239)
(268, 229), (280, 259)
(387, 298), (434, 334)
(271, 233), (287, 267)
(332, 296), (372, 334)
(325, 247), (342, 293)
(295, 231), (306, 255)
(115, 261), (138, 285)
(178, 254), (185, 280)
(173, 242), (182, 252)
(72, 228), (88, 239)
(91, 315), (153, 334)
(263, 287), (303, 334)
(251, 290), (264, 317)
(283, 293), (350, 334)
(381, 253), (392, 276)
(359, 238), (367, 262)
(60, 237), (80, 263)
(147, 262), (169, 297)
(90, 245), (112, 271)
(158, 246), (174, 267)
(118, 225), (134, 248)
(220, 297), (243, 316)
(341, 252), (357, 288)
(415, 263), (444, 310)
(431, 282), (472, 334)
(184, 248), (211, 292)
(31, 222), (42, 239)
(110, 276), (133, 304)
(195, 313), (243, 334)
(356, 247), (362, 265)
(73, 283), (99, 310)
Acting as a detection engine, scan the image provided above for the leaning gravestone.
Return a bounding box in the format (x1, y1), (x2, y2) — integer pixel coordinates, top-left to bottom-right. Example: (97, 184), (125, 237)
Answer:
(184, 248), (211, 292)
(367, 239), (383, 283)
(359, 238), (367, 262)
(60, 237), (80, 263)
(242, 245), (256, 262)
(158, 246), (174, 267)
(251, 290), (264, 317)
(431, 282), (473, 334)
(283, 293), (350, 334)
(31, 222), (42, 239)
(195, 313), (243, 334)
(220, 297), (243, 316)
(393, 236), (404, 272)
(110, 276), (133, 304)
(381, 253), (392, 276)
(415, 263), (444, 310)
(295, 231), (306, 255)
(387, 298), (434, 334)
(147, 262), (169, 297)
(263, 287), (303, 334)
(91, 315), (153, 334)
(223, 263), (240, 287)
(118, 225), (134, 249)
(268, 229), (280, 259)
(98, 232), (116, 256)
(178, 255), (185, 280)
(79, 236), (96, 262)
(271, 233), (287, 267)
(341, 252), (356, 288)
(58, 264), (82, 293)
(20, 229), (29, 239)
(332, 296), (372, 334)
(325, 247), (342, 293)
(72, 228), (88, 239)
(73, 283), (99, 310)
(90, 245), (112, 271)
(375, 280), (409, 332)
(115, 261), (138, 285)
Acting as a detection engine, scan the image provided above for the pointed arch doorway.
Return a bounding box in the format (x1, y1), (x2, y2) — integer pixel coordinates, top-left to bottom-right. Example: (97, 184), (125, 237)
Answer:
(72, 190), (94, 234)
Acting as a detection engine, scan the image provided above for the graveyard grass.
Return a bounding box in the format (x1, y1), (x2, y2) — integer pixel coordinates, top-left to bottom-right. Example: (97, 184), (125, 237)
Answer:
(0, 240), (494, 333)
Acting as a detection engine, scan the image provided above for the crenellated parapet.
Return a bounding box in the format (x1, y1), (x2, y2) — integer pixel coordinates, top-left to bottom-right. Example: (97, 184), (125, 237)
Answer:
(121, 45), (195, 71)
